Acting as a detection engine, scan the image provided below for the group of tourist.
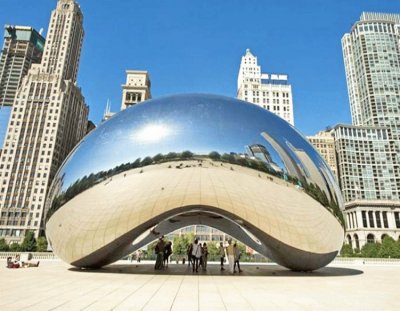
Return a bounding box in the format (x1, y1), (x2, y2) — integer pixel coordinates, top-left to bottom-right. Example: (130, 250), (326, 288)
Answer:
(187, 238), (243, 274)
(154, 236), (173, 270)
(218, 239), (243, 274)
(152, 235), (243, 274)
(6, 254), (40, 269)
(187, 238), (209, 272)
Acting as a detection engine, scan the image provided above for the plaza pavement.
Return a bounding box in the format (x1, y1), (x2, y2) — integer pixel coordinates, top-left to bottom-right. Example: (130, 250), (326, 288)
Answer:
(1, 260), (399, 311)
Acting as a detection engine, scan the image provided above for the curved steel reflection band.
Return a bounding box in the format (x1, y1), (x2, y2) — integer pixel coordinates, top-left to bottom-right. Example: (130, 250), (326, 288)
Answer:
(45, 94), (344, 271)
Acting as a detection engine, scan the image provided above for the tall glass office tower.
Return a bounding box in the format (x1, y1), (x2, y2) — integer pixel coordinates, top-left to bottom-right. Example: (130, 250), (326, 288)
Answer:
(336, 12), (400, 248)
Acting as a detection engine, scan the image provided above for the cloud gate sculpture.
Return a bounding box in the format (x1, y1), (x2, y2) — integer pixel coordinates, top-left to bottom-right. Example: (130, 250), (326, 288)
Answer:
(45, 94), (344, 271)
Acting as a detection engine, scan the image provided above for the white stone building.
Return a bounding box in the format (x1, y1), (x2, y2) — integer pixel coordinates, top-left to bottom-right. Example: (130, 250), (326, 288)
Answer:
(121, 70), (151, 110)
(307, 130), (338, 179)
(0, 0), (88, 242)
(237, 49), (294, 125)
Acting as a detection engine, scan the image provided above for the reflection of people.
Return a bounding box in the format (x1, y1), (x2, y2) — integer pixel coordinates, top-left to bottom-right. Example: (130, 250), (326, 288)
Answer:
(202, 242), (208, 271)
(233, 242), (243, 273)
(154, 236), (165, 270)
(219, 242), (225, 271)
(226, 239), (235, 273)
(163, 241), (172, 267)
(187, 243), (193, 267)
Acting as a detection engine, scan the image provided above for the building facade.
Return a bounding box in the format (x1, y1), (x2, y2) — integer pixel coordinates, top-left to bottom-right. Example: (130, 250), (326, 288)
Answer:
(120, 70), (151, 110)
(237, 49), (294, 125)
(0, 0), (88, 242)
(307, 130), (338, 178)
(0, 26), (45, 150)
(339, 12), (400, 248)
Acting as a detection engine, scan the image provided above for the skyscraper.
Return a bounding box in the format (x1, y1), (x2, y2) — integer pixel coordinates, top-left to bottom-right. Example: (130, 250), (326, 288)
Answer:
(237, 49), (294, 125)
(0, 0), (88, 242)
(0, 26), (45, 149)
(342, 12), (400, 148)
(337, 12), (400, 248)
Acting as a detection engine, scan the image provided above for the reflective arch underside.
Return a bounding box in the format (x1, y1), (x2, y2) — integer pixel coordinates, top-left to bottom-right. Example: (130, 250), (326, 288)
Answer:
(46, 161), (343, 271)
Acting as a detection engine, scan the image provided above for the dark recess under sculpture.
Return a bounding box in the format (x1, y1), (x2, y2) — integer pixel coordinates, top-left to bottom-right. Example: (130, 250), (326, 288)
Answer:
(45, 94), (344, 271)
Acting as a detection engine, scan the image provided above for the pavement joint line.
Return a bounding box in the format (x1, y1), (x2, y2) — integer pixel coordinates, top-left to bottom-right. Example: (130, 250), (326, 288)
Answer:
(168, 273), (184, 311)
(47, 276), (116, 311)
(139, 274), (172, 311)
(79, 273), (144, 311)
(212, 274), (228, 311)
(110, 274), (157, 310)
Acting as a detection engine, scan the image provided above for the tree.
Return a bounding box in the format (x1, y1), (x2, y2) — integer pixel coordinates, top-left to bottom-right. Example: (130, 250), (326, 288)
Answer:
(0, 238), (9, 251)
(37, 236), (48, 252)
(172, 233), (194, 257)
(21, 231), (37, 252)
(340, 243), (354, 257)
(378, 236), (400, 258)
(360, 242), (381, 258)
(9, 243), (21, 252)
(180, 150), (194, 159)
(208, 151), (221, 161)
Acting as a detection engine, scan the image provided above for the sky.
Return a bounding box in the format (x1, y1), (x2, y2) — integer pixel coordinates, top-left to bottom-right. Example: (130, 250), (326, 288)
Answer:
(0, 0), (399, 136)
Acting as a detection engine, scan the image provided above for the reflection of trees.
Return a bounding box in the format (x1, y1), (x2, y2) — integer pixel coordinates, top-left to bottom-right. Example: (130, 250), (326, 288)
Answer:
(47, 149), (344, 228)
(302, 181), (344, 226)
(47, 151), (196, 220)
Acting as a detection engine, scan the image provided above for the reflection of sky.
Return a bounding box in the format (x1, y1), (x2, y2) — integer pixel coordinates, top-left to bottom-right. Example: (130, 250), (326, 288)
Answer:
(0, 106), (11, 148)
(58, 94), (331, 190)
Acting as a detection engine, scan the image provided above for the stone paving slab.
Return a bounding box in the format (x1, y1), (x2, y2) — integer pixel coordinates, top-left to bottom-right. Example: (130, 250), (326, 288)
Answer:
(1, 260), (399, 310)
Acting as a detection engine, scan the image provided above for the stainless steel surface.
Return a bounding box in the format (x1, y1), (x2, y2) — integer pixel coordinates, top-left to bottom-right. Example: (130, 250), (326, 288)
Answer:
(45, 94), (344, 271)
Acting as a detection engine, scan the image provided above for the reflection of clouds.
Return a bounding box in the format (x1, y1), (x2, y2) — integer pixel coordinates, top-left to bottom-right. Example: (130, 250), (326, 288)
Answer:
(132, 123), (171, 144)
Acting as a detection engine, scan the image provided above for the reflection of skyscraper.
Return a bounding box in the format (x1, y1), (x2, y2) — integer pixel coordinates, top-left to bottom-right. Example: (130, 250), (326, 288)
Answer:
(339, 12), (400, 248)
(245, 143), (282, 173)
(0, 26), (45, 149)
(237, 49), (294, 125)
(0, 0), (89, 243)
(245, 144), (273, 163)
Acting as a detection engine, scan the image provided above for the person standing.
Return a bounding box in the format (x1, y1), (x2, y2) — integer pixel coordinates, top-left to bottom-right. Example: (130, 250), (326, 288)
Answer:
(187, 243), (193, 267)
(202, 242), (208, 271)
(219, 242), (226, 271)
(226, 239), (235, 274)
(233, 242), (243, 273)
(191, 238), (202, 272)
(163, 241), (172, 267)
(154, 236), (165, 270)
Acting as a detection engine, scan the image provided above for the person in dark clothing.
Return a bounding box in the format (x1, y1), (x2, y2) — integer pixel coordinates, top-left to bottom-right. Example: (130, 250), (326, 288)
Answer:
(154, 236), (165, 270)
(163, 241), (172, 267)
(187, 243), (193, 267)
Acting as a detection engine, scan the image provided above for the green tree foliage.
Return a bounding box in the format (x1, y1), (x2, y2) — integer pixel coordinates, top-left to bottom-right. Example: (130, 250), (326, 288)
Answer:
(9, 243), (21, 252)
(172, 233), (194, 257)
(20, 231), (37, 252)
(0, 238), (9, 251)
(208, 151), (221, 161)
(181, 151), (194, 159)
(36, 237), (48, 252)
(206, 242), (221, 260)
(340, 244), (354, 257)
(360, 242), (381, 258)
(378, 236), (400, 258)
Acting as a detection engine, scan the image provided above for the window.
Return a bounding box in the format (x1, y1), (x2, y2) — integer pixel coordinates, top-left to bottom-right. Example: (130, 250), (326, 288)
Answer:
(375, 211), (381, 228)
(368, 211), (374, 228)
(362, 211), (367, 227)
(382, 212), (389, 228)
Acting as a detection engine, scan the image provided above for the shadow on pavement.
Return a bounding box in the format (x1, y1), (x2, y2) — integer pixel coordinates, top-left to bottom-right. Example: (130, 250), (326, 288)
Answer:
(68, 263), (363, 277)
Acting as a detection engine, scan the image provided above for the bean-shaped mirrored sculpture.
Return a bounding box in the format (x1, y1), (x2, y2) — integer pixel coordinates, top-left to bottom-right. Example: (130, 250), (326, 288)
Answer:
(45, 94), (344, 271)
